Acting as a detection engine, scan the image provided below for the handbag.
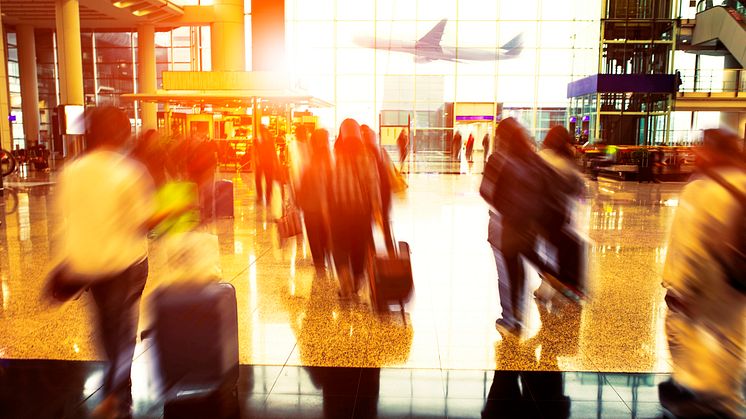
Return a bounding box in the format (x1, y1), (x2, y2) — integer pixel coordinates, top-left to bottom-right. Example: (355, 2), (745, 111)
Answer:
(277, 187), (303, 239)
(277, 205), (303, 239)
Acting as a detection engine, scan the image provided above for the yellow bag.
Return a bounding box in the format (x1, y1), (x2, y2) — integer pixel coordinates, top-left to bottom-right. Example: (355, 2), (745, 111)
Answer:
(151, 181), (200, 238)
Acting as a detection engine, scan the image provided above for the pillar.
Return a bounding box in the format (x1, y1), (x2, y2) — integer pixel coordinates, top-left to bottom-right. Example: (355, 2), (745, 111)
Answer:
(0, 3), (11, 151)
(17, 25), (40, 147)
(212, 0), (246, 71)
(55, 0), (84, 157)
(138, 24), (157, 132)
(55, 0), (83, 106)
(720, 54), (746, 137)
(251, 0), (285, 72)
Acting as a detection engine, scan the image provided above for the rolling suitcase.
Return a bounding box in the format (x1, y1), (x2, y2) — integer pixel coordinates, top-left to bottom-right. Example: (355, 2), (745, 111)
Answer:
(149, 282), (239, 418)
(214, 180), (234, 218)
(372, 241), (414, 320)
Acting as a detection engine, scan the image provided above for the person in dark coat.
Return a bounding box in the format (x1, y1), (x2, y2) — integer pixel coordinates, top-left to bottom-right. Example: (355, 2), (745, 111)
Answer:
(452, 131), (462, 161)
(488, 118), (544, 336)
(397, 128), (409, 170)
(254, 126), (279, 205)
(482, 133), (490, 163)
(466, 133), (475, 162)
(298, 128), (333, 276)
(362, 124), (395, 253)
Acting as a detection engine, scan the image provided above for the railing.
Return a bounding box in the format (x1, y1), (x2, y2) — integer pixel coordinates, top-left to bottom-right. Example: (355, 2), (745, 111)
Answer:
(676, 68), (746, 93)
(697, 0), (746, 17)
(697, 0), (746, 21)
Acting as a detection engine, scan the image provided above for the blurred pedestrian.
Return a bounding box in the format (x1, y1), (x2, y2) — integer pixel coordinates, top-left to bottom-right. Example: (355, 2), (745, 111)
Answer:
(186, 135), (219, 221)
(362, 124), (395, 253)
(466, 133), (475, 162)
(452, 131), (462, 161)
(330, 119), (381, 298)
(298, 128), (333, 277)
(482, 133), (490, 163)
(397, 128), (409, 171)
(254, 126), (279, 206)
(53, 106), (157, 418)
(132, 129), (167, 188)
(660, 128), (746, 419)
(534, 126), (586, 304)
(487, 118), (544, 336)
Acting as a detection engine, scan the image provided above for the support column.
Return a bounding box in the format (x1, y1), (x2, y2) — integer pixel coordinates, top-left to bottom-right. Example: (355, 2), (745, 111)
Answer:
(55, 0), (84, 157)
(55, 0), (83, 106)
(720, 54), (746, 137)
(137, 24), (157, 132)
(0, 4), (11, 151)
(17, 25), (40, 147)
(212, 0), (246, 71)
(251, 0), (284, 72)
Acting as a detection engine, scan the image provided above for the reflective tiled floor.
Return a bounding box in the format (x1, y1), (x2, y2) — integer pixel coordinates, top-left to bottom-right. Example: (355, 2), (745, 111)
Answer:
(0, 359), (671, 418)
(0, 167), (684, 417)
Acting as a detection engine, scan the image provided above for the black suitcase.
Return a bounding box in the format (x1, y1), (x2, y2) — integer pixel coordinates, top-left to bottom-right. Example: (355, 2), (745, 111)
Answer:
(372, 241), (414, 319)
(149, 282), (239, 418)
(214, 180), (234, 218)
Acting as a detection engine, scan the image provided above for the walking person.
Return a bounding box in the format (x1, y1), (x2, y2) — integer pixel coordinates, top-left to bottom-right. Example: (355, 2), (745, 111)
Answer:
(52, 107), (163, 418)
(659, 129), (746, 419)
(397, 128), (409, 171)
(482, 133), (490, 163)
(254, 126), (279, 206)
(534, 126), (586, 303)
(298, 128), (333, 277)
(452, 131), (463, 161)
(329, 119), (381, 298)
(466, 133), (475, 162)
(486, 118), (545, 336)
(362, 124), (394, 253)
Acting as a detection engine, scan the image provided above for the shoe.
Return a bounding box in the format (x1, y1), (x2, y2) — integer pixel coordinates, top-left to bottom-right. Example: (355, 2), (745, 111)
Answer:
(533, 280), (555, 304)
(495, 318), (520, 336)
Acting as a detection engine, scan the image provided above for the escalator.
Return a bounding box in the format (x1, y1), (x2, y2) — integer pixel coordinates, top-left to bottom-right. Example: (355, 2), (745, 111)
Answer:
(692, 4), (746, 68)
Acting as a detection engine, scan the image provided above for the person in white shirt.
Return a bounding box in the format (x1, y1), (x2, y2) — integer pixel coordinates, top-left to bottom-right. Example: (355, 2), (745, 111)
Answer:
(54, 106), (156, 418)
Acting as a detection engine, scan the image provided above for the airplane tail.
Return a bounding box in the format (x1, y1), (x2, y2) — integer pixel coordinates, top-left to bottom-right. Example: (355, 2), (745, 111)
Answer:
(500, 33), (523, 57)
(416, 18), (447, 47)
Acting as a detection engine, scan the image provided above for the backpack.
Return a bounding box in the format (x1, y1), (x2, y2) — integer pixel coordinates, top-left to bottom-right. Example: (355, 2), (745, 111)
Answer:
(702, 167), (746, 294)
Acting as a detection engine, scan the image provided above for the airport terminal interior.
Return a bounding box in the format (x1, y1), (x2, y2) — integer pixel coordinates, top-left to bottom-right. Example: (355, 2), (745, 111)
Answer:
(0, 0), (745, 418)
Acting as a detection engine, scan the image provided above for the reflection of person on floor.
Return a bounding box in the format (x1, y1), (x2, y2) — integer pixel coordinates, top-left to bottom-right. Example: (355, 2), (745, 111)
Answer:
(660, 129), (746, 419)
(484, 302), (582, 418)
(306, 367), (380, 419)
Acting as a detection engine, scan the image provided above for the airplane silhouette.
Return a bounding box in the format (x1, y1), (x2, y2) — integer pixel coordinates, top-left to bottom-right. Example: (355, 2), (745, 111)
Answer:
(354, 19), (523, 63)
